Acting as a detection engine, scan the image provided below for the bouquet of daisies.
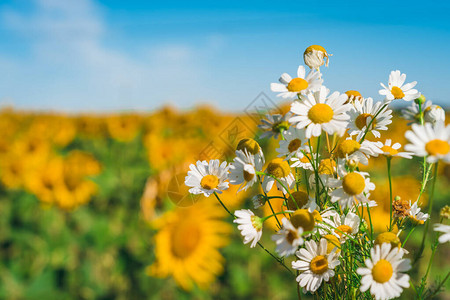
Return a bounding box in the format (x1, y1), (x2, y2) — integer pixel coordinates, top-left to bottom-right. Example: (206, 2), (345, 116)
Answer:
(184, 45), (449, 300)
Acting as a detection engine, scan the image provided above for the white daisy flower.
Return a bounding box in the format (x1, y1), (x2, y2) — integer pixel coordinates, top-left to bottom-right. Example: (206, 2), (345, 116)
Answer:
(379, 70), (420, 102)
(328, 169), (375, 210)
(405, 121), (450, 163)
(270, 65), (323, 99)
(236, 138), (265, 166)
(262, 158), (295, 193)
(408, 201), (429, 225)
(328, 212), (361, 243)
(271, 218), (304, 257)
(292, 239), (340, 293)
(289, 86), (352, 138)
(316, 209), (341, 236)
(379, 139), (413, 159)
(336, 137), (383, 166)
(290, 149), (318, 171)
(345, 90), (363, 104)
(276, 126), (307, 159)
(285, 190), (317, 213)
(357, 243), (411, 300)
(434, 223), (450, 243)
(401, 100), (431, 124)
(424, 104), (446, 124)
(303, 45), (332, 70)
(259, 113), (291, 139)
(348, 97), (392, 140)
(185, 159), (229, 197)
(233, 209), (263, 248)
(229, 149), (263, 192)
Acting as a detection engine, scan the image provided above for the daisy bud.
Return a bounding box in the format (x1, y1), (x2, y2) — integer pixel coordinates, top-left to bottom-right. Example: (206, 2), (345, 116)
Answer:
(414, 94), (426, 105)
(424, 104), (445, 124)
(303, 45), (331, 70)
(251, 194), (265, 209)
(440, 205), (450, 219)
(374, 232), (401, 249)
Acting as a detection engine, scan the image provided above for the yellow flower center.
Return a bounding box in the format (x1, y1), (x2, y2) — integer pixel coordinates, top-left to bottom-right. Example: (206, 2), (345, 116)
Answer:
(324, 234), (341, 254)
(355, 113), (376, 130)
(308, 104), (334, 124)
(409, 215), (425, 225)
(305, 45), (327, 54)
(337, 140), (361, 158)
(286, 229), (299, 245)
(237, 138), (261, 155)
(335, 225), (353, 237)
(286, 190), (309, 210)
(171, 222), (201, 258)
(381, 145), (399, 156)
(288, 138), (302, 153)
(318, 158), (336, 175)
(243, 169), (255, 182)
(312, 210), (323, 223)
(287, 78), (309, 92)
(391, 86), (405, 99)
(345, 90), (362, 100)
(310, 255), (329, 275)
(272, 121), (290, 133)
(342, 172), (365, 195)
(374, 232), (401, 249)
(290, 209), (315, 232)
(425, 139), (450, 156)
(250, 215), (263, 231)
(266, 158), (291, 178)
(200, 174), (219, 190)
(372, 259), (393, 283)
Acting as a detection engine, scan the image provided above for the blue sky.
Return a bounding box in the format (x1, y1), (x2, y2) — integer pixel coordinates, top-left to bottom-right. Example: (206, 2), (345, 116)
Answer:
(0, 0), (449, 112)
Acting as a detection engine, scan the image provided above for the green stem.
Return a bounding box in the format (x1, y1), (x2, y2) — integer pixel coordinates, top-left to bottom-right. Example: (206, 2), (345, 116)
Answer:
(387, 157), (393, 231)
(415, 162), (438, 263)
(402, 227), (416, 247)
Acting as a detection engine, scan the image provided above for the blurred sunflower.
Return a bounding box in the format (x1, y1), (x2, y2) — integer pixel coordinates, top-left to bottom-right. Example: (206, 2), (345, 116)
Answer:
(148, 200), (231, 290)
(106, 114), (141, 142)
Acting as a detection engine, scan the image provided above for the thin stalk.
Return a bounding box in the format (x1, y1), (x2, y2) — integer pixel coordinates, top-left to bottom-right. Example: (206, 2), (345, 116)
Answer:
(415, 162), (438, 263)
(359, 103), (388, 143)
(387, 157), (393, 231)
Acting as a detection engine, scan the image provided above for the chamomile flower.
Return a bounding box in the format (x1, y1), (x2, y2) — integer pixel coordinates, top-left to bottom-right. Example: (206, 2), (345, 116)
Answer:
(424, 104), (445, 124)
(285, 190), (317, 213)
(229, 149), (263, 192)
(271, 65), (323, 99)
(276, 126), (307, 158)
(271, 218), (304, 257)
(336, 138), (383, 166)
(262, 158), (295, 193)
(328, 169), (375, 210)
(185, 160), (229, 197)
(401, 100), (431, 124)
(290, 149), (317, 171)
(236, 138), (265, 166)
(379, 70), (420, 102)
(292, 239), (340, 292)
(289, 86), (352, 138)
(345, 90), (363, 104)
(308, 158), (337, 187)
(303, 45), (332, 70)
(259, 113), (291, 139)
(357, 243), (411, 300)
(405, 122), (450, 163)
(434, 224), (450, 243)
(234, 209), (263, 248)
(330, 212), (361, 243)
(408, 201), (429, 225)
(348, 97), (392, 140)
(379, 139), (413, 159)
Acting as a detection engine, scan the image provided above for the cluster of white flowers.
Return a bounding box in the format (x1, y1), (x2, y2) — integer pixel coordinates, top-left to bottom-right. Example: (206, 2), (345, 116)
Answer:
(184, 45), (449, 299)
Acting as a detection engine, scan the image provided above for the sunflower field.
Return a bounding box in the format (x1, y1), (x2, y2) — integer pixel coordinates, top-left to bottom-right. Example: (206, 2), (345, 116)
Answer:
(0, 86), (449, 298)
